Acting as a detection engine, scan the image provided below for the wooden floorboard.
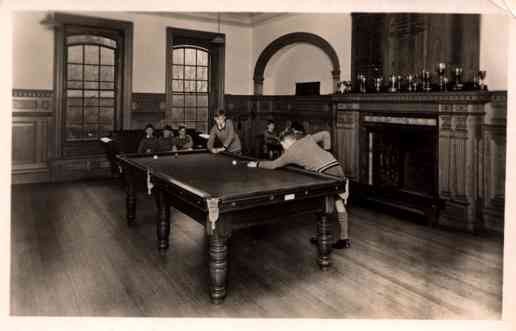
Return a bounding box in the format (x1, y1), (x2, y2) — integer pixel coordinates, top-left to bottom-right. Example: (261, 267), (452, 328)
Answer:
(10, 180), (504, 319)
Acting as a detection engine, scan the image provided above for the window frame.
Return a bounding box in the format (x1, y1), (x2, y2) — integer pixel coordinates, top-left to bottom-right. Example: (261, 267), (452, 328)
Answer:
(166, 27), (225, 133)
(53, 13), (133, 157)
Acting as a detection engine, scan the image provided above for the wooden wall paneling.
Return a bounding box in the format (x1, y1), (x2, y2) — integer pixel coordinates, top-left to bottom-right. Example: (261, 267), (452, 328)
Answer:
(436, 103), (484, 232)
(334, 104), (360, 181)
(480, 92), (507, 233)
(11, 89), (54, 184)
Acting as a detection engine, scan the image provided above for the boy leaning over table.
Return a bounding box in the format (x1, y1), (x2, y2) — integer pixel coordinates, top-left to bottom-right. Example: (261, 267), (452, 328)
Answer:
(247, 129), (351, 249)
(207, 109), (242, 155)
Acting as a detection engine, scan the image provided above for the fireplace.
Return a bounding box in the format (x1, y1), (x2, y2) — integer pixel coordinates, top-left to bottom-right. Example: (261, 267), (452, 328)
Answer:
(333, 91), (493, 232)
(357, 114), (441, 223)
(362, 116), (438, 196)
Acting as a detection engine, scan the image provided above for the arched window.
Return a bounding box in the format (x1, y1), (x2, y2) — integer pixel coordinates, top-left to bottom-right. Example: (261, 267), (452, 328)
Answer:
(168, 45), (210, 132)
(64, 34), (119, 141)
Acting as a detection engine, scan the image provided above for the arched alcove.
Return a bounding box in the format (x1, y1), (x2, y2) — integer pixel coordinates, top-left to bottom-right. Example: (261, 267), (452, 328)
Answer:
(253, 32), (340, 95)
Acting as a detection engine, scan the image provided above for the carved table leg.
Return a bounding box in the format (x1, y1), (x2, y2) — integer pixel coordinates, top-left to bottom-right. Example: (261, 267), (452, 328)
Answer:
(208, 232), (228, 304)
(126, 176), (136, 226)
(155, 189), (171, 254)
(317, 214), (333, 270)
(317, 196), (334, 270)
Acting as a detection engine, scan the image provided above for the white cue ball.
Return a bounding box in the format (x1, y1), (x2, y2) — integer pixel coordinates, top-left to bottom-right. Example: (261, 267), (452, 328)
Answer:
(153, 155), (158, 159)
(232, 160), (237, 165)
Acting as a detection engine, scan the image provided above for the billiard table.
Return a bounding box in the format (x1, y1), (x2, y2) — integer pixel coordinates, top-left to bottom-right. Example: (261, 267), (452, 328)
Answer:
(116, 150), (347, 304)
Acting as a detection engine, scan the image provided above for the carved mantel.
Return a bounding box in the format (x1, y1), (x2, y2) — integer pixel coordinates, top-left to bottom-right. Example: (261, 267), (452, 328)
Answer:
(332, 90), (504, 233)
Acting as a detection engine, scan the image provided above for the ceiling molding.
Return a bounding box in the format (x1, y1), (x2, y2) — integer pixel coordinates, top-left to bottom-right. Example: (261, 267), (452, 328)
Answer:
(132, 12), (289, 27)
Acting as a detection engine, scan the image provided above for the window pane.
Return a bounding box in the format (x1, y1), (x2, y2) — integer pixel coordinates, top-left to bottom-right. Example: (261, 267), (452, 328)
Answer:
(172, 65), (184, 79)
(172, 80), (183, 92)
(173, 48), (184, 65)
(84, 45), (99, 64)
(67, 35), (116, 48)
(100, 91), (115, 98)
(84, 81), (99, 90)
(99, 108), (114, 124)
(100, 82), (114, 90)
(197, 107), (208, 121)
(171, 108), (184, 121)
(185, 122), (196, 129)
(186, 95), (196, 108)
(84, 90), (98, 106)
(67, 97), (83, 106)
(197, 51), (208, 66)
(68, 45), (83, 63)
(197, 67), (208, 80)
(84, 108), (98, 123)
(185, 48), (196, 65)
(172, 94), (184, 107)
(185, 66), (196, 80)
(100, 98), (115, 106)
(67, 64), (83, 80)
(197, 95), (208, 107)
(84, 65), (99, 81)
(67, 81), (83, 89)
(197, 81), (208, 93)
(100, 47), (115, 65)
(100, 66), (114, 82)
(184, 81), (196, 92)
(66, 125), (83, 140)
(185, 108), (196, 121)
(66, 106), (83, 123)
(67, 90), (83, 98)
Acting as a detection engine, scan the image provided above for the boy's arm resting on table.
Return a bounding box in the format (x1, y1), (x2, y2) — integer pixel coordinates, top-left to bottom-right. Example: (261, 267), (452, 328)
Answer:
(207, 127), (216, 151)
(311, 131), (331, 150)
(256, 152), (290, 170)
(222, 120), (236, 148)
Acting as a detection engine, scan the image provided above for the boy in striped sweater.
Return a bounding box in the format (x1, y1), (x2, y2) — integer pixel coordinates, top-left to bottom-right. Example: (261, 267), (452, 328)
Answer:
(247, 129), (350, 249)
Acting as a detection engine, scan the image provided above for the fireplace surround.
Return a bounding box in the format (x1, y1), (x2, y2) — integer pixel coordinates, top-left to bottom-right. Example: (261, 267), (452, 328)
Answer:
(332, 91), (505, 233)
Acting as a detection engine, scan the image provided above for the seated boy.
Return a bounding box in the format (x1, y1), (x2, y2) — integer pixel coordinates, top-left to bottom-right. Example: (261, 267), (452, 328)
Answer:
(263, 120), (281, 159)
(137, 123), (159, 154)
(158, 124), (177, 152)
(175, 125), (194, 150)
(247, 129), (350, 249)
(207, 110), (242, 155)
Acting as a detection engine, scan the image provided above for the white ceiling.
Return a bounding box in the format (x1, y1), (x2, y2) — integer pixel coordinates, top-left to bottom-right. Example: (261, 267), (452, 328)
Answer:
(136, 12), (288, 26)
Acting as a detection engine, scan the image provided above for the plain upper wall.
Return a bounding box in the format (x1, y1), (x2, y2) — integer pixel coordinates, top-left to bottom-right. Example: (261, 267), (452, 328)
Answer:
(254, 13), (509, 94)
(12, 11), (253, 94)
(253, 13), (352, 95)
(12, 12), (510, 95)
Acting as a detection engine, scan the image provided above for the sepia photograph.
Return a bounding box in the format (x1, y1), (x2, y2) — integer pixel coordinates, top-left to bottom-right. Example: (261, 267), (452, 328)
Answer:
(2, 0), (516, 330)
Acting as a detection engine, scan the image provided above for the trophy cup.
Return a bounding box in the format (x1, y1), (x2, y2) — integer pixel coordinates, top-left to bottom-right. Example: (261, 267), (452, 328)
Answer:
(453, 67), (463, 91)
(478, 70), (487, 90)
(422, 70), (431, 92)
(406, 74), (414, 92)
(374, 77), (383, 92)
(437, 63), (446, 91)
(337, 81), (344, 94)
(443, 77), (449, 92)
(358, 73), (367, 93)
(389, 74), (397, 92)
(397, 75), (402, 91)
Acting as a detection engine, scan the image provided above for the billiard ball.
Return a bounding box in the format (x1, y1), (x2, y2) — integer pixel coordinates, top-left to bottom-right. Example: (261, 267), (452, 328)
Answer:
(153, 155), (158, 159)
(232, 160), (237, 165)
